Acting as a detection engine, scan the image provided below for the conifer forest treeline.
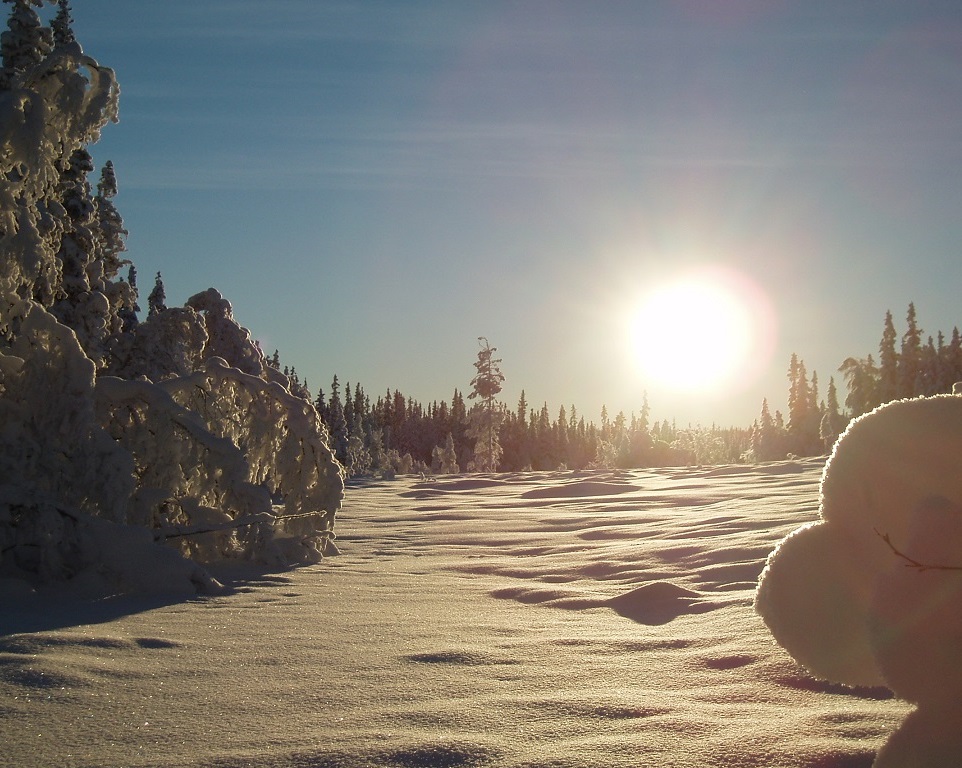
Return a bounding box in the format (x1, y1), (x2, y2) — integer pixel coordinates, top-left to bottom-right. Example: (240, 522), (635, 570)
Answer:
(278, 302), (960, 476)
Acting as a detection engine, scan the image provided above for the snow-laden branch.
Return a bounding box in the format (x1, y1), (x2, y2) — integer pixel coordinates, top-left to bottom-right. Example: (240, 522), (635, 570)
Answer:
(160, 356), (344, 543)
(0, 41), (118, 298)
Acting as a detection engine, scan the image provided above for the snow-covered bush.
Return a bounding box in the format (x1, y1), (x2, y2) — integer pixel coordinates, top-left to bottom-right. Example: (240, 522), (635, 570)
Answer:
(384, 448), (414, 477)
(161, 358), (342, 550)
(0, 2), (343, 594)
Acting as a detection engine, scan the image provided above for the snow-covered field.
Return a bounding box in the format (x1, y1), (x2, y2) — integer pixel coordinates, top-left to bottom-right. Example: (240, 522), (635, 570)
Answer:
(1, 461), (910, 768)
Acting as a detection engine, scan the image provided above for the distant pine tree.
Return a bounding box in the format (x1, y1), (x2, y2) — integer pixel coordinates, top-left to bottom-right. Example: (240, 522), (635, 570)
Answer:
(944, 328), (962, 389)
(819, 376), (846, 451)
(878, 309), (898, 404)
(787, 354), (820, 454)
(449, 387), (468, 459)
(898, 302), (922, 398)
(94, 160), (129, 280)
(147, 271), (167, 316)
(839, 354), (879, 419)
(751, 398), (781, 461)
(325, 375), (349, 466)
(94, 160), (136, 341)
(467, 337), (505, 472)
(917, 335), (939, 396)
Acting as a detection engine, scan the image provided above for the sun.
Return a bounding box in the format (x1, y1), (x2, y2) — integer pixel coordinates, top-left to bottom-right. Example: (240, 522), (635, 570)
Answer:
(626, 269), (770, 396)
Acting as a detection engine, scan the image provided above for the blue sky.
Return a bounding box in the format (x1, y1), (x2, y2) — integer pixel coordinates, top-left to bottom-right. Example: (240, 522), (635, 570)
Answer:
(67, 1), (962, 427)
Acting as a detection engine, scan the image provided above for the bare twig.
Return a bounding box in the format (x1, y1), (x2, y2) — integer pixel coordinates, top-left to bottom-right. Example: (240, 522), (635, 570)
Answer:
(874, 528), (962, 572)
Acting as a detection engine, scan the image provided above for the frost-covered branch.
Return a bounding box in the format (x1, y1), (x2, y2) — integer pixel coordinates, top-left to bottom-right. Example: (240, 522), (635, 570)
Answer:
(161, 357), (343, 537)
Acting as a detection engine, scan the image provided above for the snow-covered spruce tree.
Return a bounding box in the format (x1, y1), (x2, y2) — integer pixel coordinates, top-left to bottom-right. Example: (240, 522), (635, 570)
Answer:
(431, 432), (459, 474)
(878, 309), (898, 405)
(838, 354), (879, 418)
(466, 336), (504, 472)
(0, 3), (343, 594)
(48, 146), (104, 359)
(898, 302), (922, 398)
(93, 160), (136, 334)
(818, 376), (846, 451)
(49, 0), (72, 48)
(147, 270), (166, 316)
(0, 0), (52, 89)
(323, 374), (349, 466)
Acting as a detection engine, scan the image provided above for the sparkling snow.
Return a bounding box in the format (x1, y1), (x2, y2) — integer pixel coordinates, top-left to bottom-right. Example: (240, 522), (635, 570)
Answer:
(1, 461), (913, 767)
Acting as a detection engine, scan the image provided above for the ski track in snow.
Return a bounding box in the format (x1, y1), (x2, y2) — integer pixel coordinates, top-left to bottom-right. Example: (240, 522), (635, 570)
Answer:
(0, 460), (909, 768)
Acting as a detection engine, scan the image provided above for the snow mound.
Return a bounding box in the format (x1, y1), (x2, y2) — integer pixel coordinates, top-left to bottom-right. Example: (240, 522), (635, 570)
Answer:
(422, 478), (507, 492)
(756, 394), (962, 767)
(606, 581), (715, 625)
(520, 480), (640, 500)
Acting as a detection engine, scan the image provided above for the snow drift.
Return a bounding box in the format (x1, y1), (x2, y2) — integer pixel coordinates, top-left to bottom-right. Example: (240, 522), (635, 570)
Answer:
(1, 464), (912, 767)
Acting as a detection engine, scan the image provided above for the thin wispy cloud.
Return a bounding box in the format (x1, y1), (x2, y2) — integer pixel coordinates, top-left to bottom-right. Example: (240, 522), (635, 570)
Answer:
(74, 0), (962, 428)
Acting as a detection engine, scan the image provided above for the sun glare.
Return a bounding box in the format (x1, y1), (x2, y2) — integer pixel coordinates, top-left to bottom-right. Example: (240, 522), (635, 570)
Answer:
(627, 269), (773, 397)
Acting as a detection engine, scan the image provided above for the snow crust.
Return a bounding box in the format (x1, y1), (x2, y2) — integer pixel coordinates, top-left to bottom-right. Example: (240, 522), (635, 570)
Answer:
(756, 394), (962, 766)
(2, 463), (915, 767)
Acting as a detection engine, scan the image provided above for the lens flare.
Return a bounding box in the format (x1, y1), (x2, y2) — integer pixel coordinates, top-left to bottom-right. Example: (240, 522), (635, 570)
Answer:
(627, 267), (775, 397)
